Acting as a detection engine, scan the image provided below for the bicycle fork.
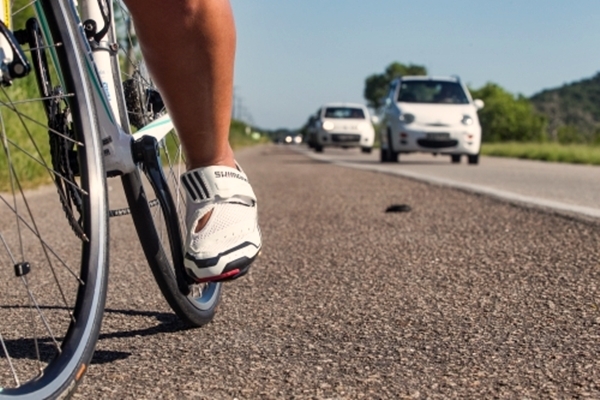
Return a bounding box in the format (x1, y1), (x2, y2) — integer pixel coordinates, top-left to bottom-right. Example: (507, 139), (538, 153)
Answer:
(81, 1), (193, 294)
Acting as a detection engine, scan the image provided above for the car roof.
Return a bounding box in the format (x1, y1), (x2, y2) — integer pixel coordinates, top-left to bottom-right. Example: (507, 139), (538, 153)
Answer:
(396, 75), (461, 83)
(320, 102), (368, 109)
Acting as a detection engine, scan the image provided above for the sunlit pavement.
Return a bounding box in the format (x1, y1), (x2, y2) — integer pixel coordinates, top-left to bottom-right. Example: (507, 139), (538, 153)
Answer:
(294, 145), (600, 220)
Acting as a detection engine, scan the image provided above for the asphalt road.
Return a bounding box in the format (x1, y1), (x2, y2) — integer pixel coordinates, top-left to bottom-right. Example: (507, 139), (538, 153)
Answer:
(67, 144), (600, 399)
(298, 147), (600, 220)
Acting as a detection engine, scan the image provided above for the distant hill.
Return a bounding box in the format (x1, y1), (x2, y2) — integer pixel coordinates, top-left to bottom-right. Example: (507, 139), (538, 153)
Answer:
(530, 72), (600, 143)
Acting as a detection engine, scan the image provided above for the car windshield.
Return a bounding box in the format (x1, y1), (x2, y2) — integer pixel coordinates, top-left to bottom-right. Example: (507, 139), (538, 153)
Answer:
(324, 107), (365, 119)
(397, 81), (469, 104)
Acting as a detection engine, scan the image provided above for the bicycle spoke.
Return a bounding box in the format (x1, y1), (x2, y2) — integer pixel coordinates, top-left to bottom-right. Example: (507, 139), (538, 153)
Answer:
(0, 93), (84, 147)
(0, 332), (20, 387)
(21, 276), (63, 352)
(0, 198), (86, 282)
(0, 0), (108, 395)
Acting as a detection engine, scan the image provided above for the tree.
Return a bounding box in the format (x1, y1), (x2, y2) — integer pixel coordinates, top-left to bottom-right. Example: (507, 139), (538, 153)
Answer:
(530, 72), (600, 143)
(469, 83), (547, 142)
(364, 62), (427, 112)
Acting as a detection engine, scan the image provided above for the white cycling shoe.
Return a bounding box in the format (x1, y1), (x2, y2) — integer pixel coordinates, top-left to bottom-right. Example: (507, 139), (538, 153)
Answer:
(181, 164), (261, 283)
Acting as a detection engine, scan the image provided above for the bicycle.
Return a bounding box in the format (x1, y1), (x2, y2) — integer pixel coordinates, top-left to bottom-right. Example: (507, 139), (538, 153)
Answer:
(0, 0), (223, 397)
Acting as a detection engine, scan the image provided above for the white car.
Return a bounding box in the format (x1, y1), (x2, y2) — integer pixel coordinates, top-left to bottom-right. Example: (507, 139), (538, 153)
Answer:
(311, 103), (375, 153)
(380, 76), (484, 164)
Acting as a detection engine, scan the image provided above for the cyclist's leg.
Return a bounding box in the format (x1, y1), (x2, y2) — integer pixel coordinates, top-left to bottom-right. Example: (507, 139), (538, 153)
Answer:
(123, 0), (236, 170)
(123, 0), (261, 282)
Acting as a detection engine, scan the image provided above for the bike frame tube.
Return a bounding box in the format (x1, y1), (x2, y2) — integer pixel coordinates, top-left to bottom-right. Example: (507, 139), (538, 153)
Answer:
(79, 0), (175, 173)
(80, 0), (122, 123)
(0, 0), (13, 80)
(0, 0), (177, 175)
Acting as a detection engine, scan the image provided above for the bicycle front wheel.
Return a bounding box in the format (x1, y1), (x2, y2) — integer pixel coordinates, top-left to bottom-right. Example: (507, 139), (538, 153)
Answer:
(0, 1), (108, 398)
(113, 1), (222, 327)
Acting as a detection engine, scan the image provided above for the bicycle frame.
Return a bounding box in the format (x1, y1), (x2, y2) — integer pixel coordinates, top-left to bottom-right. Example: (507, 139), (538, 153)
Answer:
(0, 0), (175, 176)
(0, 1), (198, 394)
(80, 0), (176, 176)
(79, 0), (191, 294)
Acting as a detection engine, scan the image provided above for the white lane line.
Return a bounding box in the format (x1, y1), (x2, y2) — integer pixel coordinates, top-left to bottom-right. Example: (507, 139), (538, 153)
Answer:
(300, 149), (600, 220)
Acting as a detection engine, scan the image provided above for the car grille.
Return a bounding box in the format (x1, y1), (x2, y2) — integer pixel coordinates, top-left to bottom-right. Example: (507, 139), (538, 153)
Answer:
(417, 138), (459, 148)
(331, 134), (361, 143)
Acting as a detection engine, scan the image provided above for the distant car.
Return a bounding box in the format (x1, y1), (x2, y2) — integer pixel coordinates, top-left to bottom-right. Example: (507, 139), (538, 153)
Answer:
(284, 134), (302, 145)
(380, 76), (484, 164)
(311, 103), (375, 153)
(304, 114), (319, 149)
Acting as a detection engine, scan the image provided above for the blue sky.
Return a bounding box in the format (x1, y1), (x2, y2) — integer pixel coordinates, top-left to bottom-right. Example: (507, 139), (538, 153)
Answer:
(230, 0), (600, 130)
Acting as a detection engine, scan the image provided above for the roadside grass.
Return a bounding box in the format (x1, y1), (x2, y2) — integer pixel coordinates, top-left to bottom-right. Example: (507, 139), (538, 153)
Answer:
(0, 76), (51, 192)
(481, 142), (600, 166)
(0, 112), (267, 191)
(229, 119), (270, 149)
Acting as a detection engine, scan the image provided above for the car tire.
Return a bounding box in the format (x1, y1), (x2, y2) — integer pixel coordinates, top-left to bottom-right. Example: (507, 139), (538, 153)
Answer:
(361, 147), (372, 154)
(314, 145), (324, 153)
(380, 147), (390, 162)
(388, 129), (399, 163)
(468, 154), (479, 165)
(380, 128), (398, 163)
(451, 154), (461, 163)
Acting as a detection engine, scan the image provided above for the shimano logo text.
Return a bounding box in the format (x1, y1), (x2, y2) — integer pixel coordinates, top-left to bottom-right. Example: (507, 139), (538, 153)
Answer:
(215, 171), (247, 182)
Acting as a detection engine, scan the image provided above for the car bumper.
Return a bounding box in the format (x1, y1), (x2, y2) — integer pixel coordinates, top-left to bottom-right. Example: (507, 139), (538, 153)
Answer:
(390, 125), (481, 155)
(317, 130), (374, 147)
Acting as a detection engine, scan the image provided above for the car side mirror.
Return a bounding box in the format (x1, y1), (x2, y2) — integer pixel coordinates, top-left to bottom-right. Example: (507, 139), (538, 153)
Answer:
(371, 115), (380, 125)
(473, 99), (484, 110)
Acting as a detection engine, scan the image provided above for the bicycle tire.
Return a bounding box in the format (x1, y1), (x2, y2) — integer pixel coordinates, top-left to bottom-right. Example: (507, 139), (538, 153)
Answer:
(122, 171), (222, 327)
(0, 0), (108, 398)
(112, 2), (222, 327)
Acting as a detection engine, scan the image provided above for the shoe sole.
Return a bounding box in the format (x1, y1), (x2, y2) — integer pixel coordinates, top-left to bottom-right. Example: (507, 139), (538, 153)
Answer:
(185, 243), (261, 283)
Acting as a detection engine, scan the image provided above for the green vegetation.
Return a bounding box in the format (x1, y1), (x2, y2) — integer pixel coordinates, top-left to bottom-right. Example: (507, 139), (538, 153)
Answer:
(364, 62), (428, 112)
(0, 64), (53, 192)
(531, 73), (600, 144)
(469, 83), (547, 143)
(229, 119), (270, 149)
(0, 114), (265, 191)
(0, 3), (51, 191)
(481, 142), (600, 165)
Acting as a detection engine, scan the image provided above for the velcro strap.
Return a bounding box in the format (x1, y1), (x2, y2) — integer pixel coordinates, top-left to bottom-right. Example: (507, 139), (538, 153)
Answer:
(181, 166), (256, 204)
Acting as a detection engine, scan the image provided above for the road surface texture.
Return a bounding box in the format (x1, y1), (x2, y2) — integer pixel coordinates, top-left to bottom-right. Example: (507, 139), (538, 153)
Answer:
(71, 144), (599, 399)
(300, 147), (600, 220)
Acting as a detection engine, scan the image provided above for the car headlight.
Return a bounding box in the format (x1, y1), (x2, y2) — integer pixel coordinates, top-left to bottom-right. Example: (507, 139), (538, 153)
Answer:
(461, 115), (474, 126)
(322, 121), (335, 131)
(399, 113), (415, 124)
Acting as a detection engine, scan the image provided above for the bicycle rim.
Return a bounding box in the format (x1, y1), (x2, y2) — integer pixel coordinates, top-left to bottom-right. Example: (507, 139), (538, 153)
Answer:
(113, 1), (221, 327)
(0, 0), (108, 398)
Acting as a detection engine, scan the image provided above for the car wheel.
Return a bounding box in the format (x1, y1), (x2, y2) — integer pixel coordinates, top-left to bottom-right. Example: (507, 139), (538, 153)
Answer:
(468, 154), (479, 165)
(361, 147), (372, 154)
(314, 145), (324, 153)
(380, 147), (390, 162)
(451, 154), (461, 163)
(381, 128), (398, 163)
(388, 129), (399, 163)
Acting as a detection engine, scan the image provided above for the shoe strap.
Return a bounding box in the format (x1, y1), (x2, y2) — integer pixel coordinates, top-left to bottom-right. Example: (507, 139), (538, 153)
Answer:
(181, 165), (256, 204)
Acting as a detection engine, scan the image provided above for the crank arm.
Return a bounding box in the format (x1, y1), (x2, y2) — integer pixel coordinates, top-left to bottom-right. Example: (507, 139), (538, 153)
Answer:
(132, 135), (194, 296)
